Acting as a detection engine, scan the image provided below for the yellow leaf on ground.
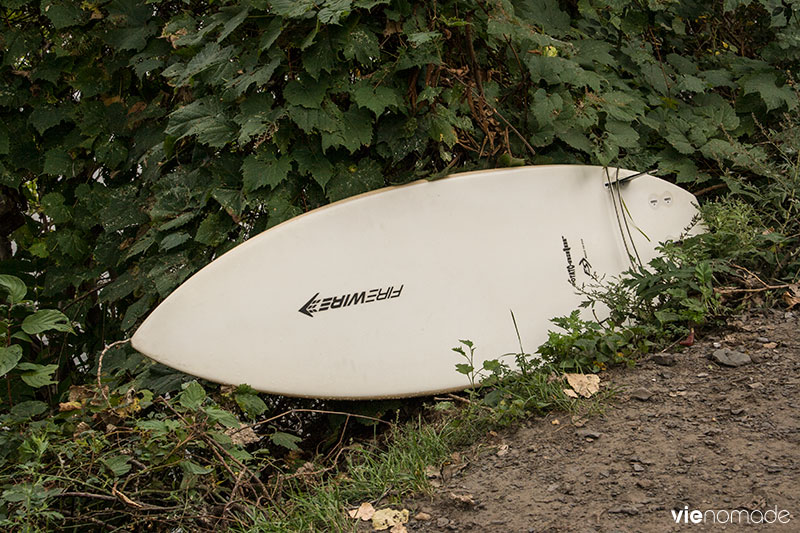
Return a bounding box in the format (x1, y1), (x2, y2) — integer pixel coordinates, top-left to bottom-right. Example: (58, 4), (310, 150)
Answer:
(563, 388), (579, 399)
(372, 508), (409, 531)
(347, 502), (375, 521)
(565, 373), (601, 398)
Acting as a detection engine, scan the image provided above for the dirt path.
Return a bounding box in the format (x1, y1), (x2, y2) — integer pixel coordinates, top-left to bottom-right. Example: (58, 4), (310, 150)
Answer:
(404, 310), (800, 532)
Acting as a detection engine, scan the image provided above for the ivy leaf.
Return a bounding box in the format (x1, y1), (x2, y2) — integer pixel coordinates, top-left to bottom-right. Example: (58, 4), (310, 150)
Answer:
(179, 381), (206, 410)
(21, 310), (73, 335)
(740, 73), (797, 111)
(0, 345), (23, 379)
(241, 152), (293, 192)
(326, 159), (383, 202)
(166, 98), (236, 148)
(195, 212), (233, 246)
(284, 75), (329, 108)
(41, 0), (85, 29)
(17, 363), (58, 388)
(270, 431), (302, 451)
(350, 81), (403, 116)
(0, 274), (27, 305)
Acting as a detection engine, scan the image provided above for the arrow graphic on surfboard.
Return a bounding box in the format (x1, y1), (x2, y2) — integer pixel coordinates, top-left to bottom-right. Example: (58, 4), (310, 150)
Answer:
(299, 286), (404, 317)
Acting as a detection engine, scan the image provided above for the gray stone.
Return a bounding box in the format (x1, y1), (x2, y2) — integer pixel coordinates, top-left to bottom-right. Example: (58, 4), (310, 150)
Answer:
(632, 463), (645, 472)
(652, 353), (678, 366)
(709, 348), (751, 367)
(608, 505), (639, 515)
(576, 429), (602, 440)
(630, 387), (653, 401)
(757, 336), (770, 343)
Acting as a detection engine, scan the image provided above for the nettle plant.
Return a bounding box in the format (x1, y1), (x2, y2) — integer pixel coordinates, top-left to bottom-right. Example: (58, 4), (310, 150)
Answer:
(0, 275), (73, 404)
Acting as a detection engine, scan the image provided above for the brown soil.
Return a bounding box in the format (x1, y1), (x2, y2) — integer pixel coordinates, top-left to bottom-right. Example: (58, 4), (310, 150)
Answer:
(404, 310), (800, 532)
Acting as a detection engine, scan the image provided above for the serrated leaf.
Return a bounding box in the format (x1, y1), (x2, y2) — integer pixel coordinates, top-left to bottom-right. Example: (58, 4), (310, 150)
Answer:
(195, 212), (233, 246)
(0, 345), (23, 379)
(241, 152), (293, 192)
(17, 363), (58, 388)
(740, 73), (796, 111)
(270, 431), (302, 451)
(350, 81), (403, 116)
(166, 98), (236, 148)
(121, 295), (155, 331)
(0, 274), (27, 305)
(600, 91), (645, 122)
(41, 0), (85, 29)
(343, 27), (379, 64)
(159, 232), (190, 251)
(284, 75), (329, 109)
(29, 106), (69, 134)
(234, 390), (268, 417)
(204, 406), (240, 429)
(326, 159), (383, 202)
(321, 107), (373, 152)
(179, 381), (206, 410)
(10, 400), (48, 419)
(102, 455), (132, 477)
(270, 0), (314, 18)
(293, 142), (334, 188)
(455, 363), (473, 375)
(21, 309), (73, 335)
(217, 7), (249, 43)
(180, 460), (212, 475)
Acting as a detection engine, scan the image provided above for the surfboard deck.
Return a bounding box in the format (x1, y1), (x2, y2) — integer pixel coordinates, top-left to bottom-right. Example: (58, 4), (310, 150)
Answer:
(132, 165), (700, 399)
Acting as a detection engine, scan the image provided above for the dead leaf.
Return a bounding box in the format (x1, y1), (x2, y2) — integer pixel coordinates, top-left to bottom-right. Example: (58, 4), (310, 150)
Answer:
(390, 525), (408, 533)
(348, 502), (375, 521)
(68, 385), (92, 403)
(414, 512), (432, 521)
(496, 444), (509, 456)
(73, 421), (91, 439)
(59, 401), (83, 412)
(763, 342), (778, 349)
(226, 424), (260, 446)
(563, 388), (579, 399)
(783, 284), (800, 309)
(372, 508), (409, 531)
(565, 373), (601, 398)
(449, 492), (475, 505)
(551, 418), (560, 425)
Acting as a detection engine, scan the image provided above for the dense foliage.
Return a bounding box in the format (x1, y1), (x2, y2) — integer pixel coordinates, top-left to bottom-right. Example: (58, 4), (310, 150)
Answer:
(1, 0), (799, 530)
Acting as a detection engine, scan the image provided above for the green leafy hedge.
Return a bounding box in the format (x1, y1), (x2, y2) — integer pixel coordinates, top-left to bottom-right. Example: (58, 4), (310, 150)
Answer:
(1, 0), (798, 400)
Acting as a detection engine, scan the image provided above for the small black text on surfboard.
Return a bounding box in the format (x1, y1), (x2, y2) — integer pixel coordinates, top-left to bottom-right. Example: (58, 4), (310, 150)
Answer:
(299, 285), (404, 317)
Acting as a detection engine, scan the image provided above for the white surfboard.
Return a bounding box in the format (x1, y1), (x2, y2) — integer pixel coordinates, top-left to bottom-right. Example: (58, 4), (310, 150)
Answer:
(132, 165), (699, 399)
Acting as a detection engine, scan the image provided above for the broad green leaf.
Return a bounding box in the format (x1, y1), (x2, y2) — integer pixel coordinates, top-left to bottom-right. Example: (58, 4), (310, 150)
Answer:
(242, 152), (293, 192)
(235, 389), (268, 417)
(195, 213), (234, 246)
(0, 345), (23, 378)
(180, 460), (212, 475)
(179, 381), (206, 410)
(269, 0), (314, 18)
(41, 0), (85, 29)
(29, 106), (69, 134)
(160, 232), (191, 251)
(10, 401), (48, 419)
(270, 431), (302, 451)
(166, 98), (236, 148)
(102, 455), (132, 477)
(17, 363), (58, 388)
(326, 159), (383, 202)
(0, 274), (26, 305)
(740, 73), (797, 111)
(21, 310), (73, 335)
(121, 295), (155, 331)
(284, 75), (329, 109)
(350, 81), (403, 116)
(343, 28), (379, 64)
(203, 406), (240, 429)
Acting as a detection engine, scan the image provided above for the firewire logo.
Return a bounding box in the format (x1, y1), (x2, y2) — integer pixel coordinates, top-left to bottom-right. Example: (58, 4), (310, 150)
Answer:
(671, 505), (792, 525)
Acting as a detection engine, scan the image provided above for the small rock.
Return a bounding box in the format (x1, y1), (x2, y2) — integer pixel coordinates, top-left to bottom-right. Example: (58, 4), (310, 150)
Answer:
(632, 463), (645, 472)
(709, 348), (752, 367)
(767, 465), (782, 474)
(747, 382), (763, 389)
(414, 512), (432, 521)
(436, 517), (450, 527)
(730, 408), (745, 415)
(576, 429), (602, 440)
(630, 388), (653, 401)
(652, 353), (678, 366)
(608, 505), (639, 515)
(696, 372), (709, 378)
(712, 342), (722, 348)
(763, 342), (778, 349)
(757, 336), (770, 343)
(636, 479), (654, 489)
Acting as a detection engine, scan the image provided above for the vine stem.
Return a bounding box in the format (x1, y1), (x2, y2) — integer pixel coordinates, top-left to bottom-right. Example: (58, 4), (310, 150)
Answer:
(96, 338), (131, 406)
